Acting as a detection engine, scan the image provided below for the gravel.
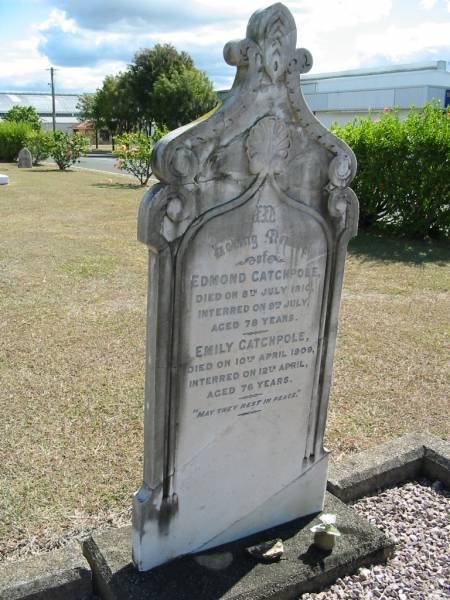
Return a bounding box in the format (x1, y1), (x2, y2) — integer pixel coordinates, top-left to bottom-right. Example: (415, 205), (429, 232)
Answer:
(2, 479), (448, 600)
(302, 479), (449, 599)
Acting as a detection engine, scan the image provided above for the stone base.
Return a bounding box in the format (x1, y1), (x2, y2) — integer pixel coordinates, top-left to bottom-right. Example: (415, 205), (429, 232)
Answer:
(0, 543), (92, 600)
(328, 431), (450, 503)
(83, 493), (394, 600)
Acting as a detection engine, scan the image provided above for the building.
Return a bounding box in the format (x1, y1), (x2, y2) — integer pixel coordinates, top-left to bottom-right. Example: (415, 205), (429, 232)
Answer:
(0, 92), (80, 132)
(2, 61), (449, 132)
(72, 120), (111, 145)
(218, 60), (450, 128)
(301, 60), (450, 127)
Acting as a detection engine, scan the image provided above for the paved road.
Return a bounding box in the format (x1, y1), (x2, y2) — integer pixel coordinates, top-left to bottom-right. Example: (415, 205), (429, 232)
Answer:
(76, 153), (125, 174)
(48, 153), (127, 174)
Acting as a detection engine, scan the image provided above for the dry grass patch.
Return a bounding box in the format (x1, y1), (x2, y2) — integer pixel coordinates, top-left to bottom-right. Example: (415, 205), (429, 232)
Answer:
(0, 164), (449, 560)
(0, 164), (146, 559)
(327, 234), (449, 457)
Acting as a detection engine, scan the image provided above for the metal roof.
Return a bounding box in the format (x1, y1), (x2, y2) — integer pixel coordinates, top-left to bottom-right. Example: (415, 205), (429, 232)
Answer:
(0, 93), (80, 115)
(302, 60), (449, 82)
(41, 116), (79, 124)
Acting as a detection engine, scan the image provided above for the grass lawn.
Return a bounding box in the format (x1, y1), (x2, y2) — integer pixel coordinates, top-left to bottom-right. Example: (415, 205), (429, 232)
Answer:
(0, 163), (449, 560)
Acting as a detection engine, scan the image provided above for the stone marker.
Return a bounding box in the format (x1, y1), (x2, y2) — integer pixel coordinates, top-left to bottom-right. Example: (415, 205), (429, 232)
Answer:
(133, 2), (358, 572)
(0, 174), (8, 185)
(17, 147), (32, 168)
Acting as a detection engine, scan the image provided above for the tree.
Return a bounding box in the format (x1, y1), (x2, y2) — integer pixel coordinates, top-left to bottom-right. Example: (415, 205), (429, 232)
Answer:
(128, 44), (194, 132)
(95, 73), (135, 147)
(76, 93), (104, 148)
(93, 44), (217, 135)
(4, 105), (41, 131)
(152, 66), (217, 130)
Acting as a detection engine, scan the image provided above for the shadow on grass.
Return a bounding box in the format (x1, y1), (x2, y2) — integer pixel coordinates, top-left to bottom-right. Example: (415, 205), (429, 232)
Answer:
(349, 232), (450, 265)
(26, 168), (63, 172)
(91, 182), (143, 190)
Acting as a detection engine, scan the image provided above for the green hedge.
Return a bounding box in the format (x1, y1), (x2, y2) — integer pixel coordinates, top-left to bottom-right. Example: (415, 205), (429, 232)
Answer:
(332, 102), (450, 238)
(0, 121), (33, 161)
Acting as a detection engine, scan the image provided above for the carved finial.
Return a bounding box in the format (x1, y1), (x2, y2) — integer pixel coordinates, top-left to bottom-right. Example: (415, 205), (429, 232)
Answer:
(148, 1), (356, 227)
(247, 3), (296, 82)
(224, 3), (300, 82)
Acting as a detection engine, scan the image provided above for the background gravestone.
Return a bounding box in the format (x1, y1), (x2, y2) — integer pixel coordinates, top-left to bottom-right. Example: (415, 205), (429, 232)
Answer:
(133, 2), (358, 572)
(17, 148), (32, 168)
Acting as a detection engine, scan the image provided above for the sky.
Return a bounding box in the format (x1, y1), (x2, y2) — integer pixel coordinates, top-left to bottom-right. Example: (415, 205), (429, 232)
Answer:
(0, 0), (449, 93)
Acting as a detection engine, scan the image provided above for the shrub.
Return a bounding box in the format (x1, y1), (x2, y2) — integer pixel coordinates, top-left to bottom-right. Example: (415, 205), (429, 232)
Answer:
(113, 127), (168, 185)
(26, 130), (53, 165)
(0, 121), (33, 161)
(332, 102), (450, 238)
(4, 105), (42, 131)
(50, 131), (90, 171)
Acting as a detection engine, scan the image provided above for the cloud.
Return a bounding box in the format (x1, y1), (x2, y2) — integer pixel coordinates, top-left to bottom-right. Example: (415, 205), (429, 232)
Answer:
(0, 19), (129, 93)
(419, 0), (450, 10)
(57, 0), (255, 32)
(53, 62), (132, 92)
(36, 9), (136, 67)
(355, 21), (450, 64)
(38, 26), (135, 67)
(36, 1), (394, 76)
(420, 0), (438, 9)
(0, 36), (50, 92)
(55, 0), (393, 35)
(1, 0), (449, 93)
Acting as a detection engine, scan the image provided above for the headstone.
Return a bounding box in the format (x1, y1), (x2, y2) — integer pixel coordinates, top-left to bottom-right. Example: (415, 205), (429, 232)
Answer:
(0, 174), (8, 185)
(133, 2), (358, 572)
(18, 147), (32, 168)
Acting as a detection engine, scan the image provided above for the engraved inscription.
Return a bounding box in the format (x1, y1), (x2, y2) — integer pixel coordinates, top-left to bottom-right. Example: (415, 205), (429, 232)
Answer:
(176, 190), (327, 438)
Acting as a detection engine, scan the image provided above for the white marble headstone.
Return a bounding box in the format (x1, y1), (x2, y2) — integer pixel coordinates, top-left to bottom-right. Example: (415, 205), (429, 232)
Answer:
(133, 2), (358, 572)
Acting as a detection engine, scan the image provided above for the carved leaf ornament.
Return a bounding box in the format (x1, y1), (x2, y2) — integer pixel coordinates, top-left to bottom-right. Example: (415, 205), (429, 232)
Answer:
(264, 14), (288, 82)
(247, 116), (291, 176)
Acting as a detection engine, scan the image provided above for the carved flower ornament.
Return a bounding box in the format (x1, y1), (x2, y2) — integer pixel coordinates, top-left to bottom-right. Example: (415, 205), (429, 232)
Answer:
(247, 116), (291, 176)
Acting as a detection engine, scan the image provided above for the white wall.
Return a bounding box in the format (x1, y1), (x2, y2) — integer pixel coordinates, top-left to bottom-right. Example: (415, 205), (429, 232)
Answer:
(301, 61), (450, 127)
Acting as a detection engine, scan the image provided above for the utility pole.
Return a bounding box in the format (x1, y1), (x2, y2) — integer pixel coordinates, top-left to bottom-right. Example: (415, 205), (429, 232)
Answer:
(48, 67), (56, 132)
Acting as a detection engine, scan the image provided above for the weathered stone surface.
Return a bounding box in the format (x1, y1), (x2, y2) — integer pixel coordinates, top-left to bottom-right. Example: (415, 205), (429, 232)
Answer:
(0, 174), (8, 185)
(328, 431), (450, 501)
(421, 434), (450, 488)
(17, 148), (32, 168)
(0, 543), (92, 600)
(134, 2), (358, 571)
(85, 493), (393, 600)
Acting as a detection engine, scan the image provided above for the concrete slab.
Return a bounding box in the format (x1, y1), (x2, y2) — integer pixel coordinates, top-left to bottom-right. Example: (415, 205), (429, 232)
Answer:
(423, 434), (450, 488)
(0, 542), (92, 600)
(328, 432), (450, 502)
(83, 493), (394, 600)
